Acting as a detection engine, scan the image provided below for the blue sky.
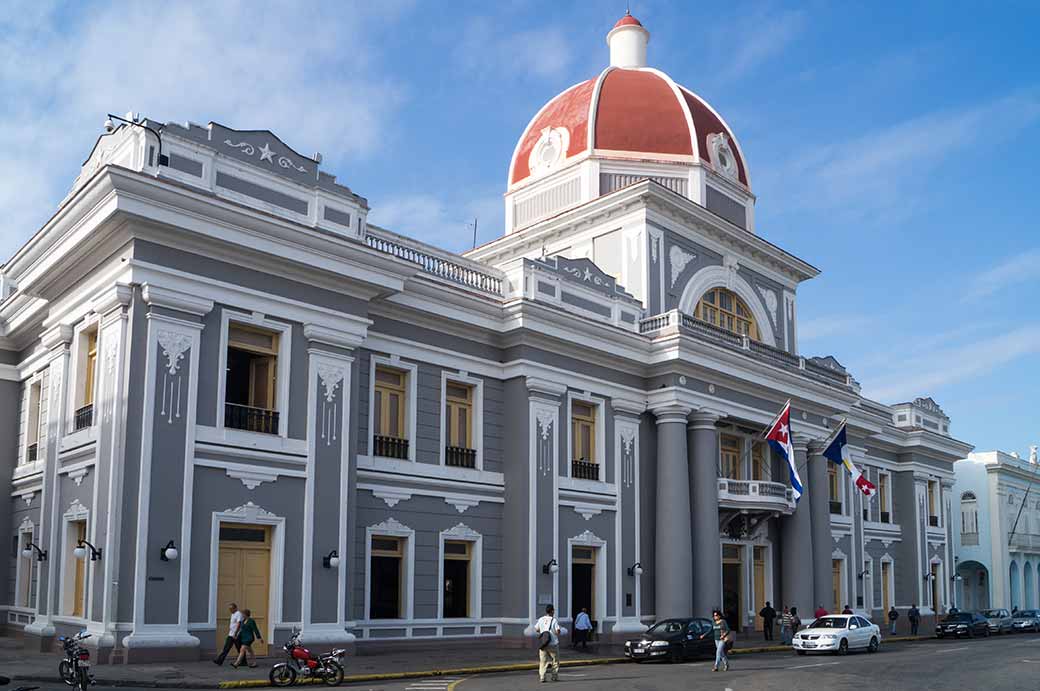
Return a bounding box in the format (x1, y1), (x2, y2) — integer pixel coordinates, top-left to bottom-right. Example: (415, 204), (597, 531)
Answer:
(1, 1), (1037, 455)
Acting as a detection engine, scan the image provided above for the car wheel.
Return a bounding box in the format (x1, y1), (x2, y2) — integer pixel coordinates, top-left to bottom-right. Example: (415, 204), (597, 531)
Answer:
(837, 639), (849, 656)
(868, 637), (879, 653)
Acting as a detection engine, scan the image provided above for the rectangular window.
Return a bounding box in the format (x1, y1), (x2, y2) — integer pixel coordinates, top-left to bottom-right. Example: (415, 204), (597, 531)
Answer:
(373, 366), (409, 459)
(571, 400), (599, 480)
(828, 464), (842, 514)
(25, 380), (42, 463)
(445, 382), (474, 448)
(720, 435), (741, 481)
(73, 327), (98, 431)
(370, 535), (403, 619)
(878, 473), (891, 523)
(443, 540), (471, 618)
(224, 323), (280, 434)
(751, 442), (767, 481)
(927, 481), (939, 526)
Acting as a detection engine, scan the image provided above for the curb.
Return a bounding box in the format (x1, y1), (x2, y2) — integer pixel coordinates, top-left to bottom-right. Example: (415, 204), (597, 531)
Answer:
(11, 676), (216, 689)
(217, 657), (629, 688)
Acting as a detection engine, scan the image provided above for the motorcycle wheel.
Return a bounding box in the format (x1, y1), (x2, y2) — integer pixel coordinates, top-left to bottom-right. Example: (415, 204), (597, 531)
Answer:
(58, 661), (76, 686)
(76, 667), (90, 691)
(322, 661), (345, 687)
(269, 664), (297, 688)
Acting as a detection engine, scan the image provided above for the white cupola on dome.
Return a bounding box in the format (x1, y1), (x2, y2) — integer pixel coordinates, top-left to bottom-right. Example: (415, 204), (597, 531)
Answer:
(606, 11), (649, 68)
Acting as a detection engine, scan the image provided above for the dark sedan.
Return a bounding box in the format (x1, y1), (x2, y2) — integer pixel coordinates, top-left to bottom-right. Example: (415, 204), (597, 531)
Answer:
(936, 612), (990, 638)
(624, 618), (716, 663)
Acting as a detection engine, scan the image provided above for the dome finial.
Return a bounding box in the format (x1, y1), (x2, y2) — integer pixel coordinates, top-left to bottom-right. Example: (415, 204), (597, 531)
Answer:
(607, 10), (649, 68)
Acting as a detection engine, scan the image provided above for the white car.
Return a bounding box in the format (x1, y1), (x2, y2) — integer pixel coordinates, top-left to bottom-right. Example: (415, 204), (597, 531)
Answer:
(792, 614), (881, 655)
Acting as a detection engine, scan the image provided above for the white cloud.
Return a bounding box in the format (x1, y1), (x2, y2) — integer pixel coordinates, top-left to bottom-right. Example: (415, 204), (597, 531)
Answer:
(798, 315), (874, 343)
(859, 324), (1040, 402)
(368, 190), (503, 254)
(0, 0), (411, 261)
(963, 248), (1040, 302)
(713, 7), (806, 80)
(453, 18), (572, 81)
(759, 90), (1040, 221)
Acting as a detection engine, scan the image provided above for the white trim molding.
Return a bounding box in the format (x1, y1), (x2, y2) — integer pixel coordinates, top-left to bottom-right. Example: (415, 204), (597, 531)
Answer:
(367, 354), (419, 463)
(437, 523), (483, 620)
(364, 518), (416, 622)
(676, 263), (778, 347)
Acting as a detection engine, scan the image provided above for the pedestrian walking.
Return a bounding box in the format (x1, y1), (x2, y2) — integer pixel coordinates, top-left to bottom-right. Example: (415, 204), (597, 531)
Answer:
(759, 601), (777, 641)
(842, 604), (853, 615)
(213, 603), (243, 665)
(888, 606), (899, 635)
(908, 604), (920, 636)
(231, 609), (263, 668)
(535, 605), (561, 683)
(572, 608), (593, 650)
(780, 606), (793, 645)
(701, 610), (731, 672)
(814, 603), (828, 619)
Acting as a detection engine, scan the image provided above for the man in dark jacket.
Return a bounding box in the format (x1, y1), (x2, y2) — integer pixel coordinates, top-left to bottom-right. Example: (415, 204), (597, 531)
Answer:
(888, 606), (900, 635)
(908, 604), (921, 635)
(759, 602), (777, 640)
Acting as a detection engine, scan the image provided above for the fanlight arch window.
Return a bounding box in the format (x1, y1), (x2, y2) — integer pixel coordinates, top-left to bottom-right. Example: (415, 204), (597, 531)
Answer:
(961, 492), (978, 534)
(695, 287), (759, 340)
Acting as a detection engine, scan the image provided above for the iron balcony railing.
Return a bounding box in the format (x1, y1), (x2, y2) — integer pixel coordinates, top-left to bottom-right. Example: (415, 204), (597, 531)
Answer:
(73, 404), (93, 431)
(829, 501), (843, 515)
(445, 446), (477, 468)
(928, 515), (940, 528)
(373, 435), (409, 460)
(638, 310), (851, 387)
(365, 227), (504, 296)
(26, 443), (38, 463)
(572, 460), (600, 481)
(224, 403), (279, 435)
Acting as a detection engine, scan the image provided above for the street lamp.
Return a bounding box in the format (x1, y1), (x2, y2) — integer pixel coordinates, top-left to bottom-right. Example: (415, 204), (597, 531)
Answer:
(21, 542), (47, 562)
(104, 113), (169, 167)
(628, 562), (643, 577)
(542, 558), (559, 575)
(73, 540), (102, 562)
(159, 540), (179, 561)
(322, 550), (340, 569)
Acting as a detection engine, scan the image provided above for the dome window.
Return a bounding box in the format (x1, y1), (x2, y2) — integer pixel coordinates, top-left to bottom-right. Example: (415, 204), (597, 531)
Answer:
(695, 287), (759, 340)
(707, 132), (739, 181)
(528, 126), (570, 177)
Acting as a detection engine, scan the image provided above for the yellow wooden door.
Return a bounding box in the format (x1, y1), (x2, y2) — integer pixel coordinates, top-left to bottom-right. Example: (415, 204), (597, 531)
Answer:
(832, 560), (842, 613)
(753, 549), (766, 631)
(73, 522), (86, 617)
(216, 525), (271, 656)
(881, 562), (891, 613)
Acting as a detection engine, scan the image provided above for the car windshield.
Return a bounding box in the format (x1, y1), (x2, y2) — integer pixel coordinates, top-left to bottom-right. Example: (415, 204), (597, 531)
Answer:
(943, 613), (971, 622)
(809, 617), (848, 629)
(1016, 610), (1039, 617)
(982, 609), (1005, 617)
(647, 620), (685, 635)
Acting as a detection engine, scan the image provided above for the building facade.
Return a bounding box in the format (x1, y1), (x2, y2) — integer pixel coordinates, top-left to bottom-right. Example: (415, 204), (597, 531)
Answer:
(0, 14), (972, 661)
(953, 447), (1040, 611)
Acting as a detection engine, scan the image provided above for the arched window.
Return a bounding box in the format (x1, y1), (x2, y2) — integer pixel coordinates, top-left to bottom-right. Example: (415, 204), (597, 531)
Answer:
(961, 492), (978, 534)
(695, 288), (759, 340)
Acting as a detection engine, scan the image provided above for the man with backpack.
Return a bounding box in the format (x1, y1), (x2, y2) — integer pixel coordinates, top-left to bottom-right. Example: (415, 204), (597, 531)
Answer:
(535, 605), (561, 683)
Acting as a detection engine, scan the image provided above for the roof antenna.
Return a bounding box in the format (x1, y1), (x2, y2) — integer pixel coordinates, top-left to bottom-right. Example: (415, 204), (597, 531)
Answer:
(468, 217), (479, 249)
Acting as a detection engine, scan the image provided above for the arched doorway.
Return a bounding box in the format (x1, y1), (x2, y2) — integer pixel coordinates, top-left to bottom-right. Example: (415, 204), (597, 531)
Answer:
(1026, 563), (1036, 610)
(956, 560), (989, 611)
(1010, 561), (1021, 610)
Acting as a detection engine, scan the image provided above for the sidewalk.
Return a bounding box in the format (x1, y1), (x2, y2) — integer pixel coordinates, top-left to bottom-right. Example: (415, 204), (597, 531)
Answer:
(0, 633), (929, 688)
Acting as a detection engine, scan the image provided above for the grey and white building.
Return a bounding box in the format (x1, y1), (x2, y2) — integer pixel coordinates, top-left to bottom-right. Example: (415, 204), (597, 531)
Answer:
(0, 13), (972, 661)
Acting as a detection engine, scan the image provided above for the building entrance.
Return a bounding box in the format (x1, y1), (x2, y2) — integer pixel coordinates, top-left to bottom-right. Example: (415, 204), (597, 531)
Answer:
(722, 544), (743, 632)
(217, 524), (271, 656)
(571, 546), (596, 625)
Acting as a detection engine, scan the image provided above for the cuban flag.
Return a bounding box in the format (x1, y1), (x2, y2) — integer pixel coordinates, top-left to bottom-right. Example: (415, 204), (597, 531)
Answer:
(765, 400), (803, 502)
(822, 421), (877, 497)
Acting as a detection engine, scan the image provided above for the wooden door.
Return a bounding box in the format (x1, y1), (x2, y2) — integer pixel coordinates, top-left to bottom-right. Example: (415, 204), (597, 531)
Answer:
(753, 548), (766, 631)
(832, 560), (842, 613)
(72, 522), (86, 617)
(881, 562), (891, 613)
(216, 525), (271, 656)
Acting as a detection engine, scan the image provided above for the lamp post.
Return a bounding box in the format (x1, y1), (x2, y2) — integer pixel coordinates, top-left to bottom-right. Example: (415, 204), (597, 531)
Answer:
(103, 113), (169, 167)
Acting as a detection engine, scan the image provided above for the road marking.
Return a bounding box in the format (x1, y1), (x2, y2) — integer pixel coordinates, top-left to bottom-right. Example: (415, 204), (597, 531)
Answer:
(558, 673), (588, 677)
(788, 661), (841, 670)
(935, 646), (969, 654)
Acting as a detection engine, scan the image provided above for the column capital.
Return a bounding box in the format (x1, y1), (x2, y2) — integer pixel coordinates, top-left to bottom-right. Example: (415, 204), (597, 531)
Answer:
(612, 397), (646, 419)
(526, 376), (568, 398)
(141, 284), (214, 317)
(303, 323), (364, 351)
(90, 283), (133, 318)
(651, 404), (691, 425)
(792, 434), (812, 452)
(687, 410), (721, 429)
(807, 439), (830, 455)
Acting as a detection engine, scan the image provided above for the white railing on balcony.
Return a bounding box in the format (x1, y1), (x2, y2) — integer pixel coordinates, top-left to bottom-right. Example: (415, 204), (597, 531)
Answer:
(1009, 533), (1040, 550)
(640, 310), (851, 387)
(365, 226), (504, 296)
(718, 478), (796, 514)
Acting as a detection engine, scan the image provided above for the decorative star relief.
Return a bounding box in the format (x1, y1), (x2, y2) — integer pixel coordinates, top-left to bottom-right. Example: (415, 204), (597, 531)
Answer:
(224, 139), (308, 173)
(258, 142), (275, 162)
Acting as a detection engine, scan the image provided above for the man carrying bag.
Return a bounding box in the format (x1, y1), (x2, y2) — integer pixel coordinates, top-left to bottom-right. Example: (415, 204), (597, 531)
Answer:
(535, 605), (561, 683)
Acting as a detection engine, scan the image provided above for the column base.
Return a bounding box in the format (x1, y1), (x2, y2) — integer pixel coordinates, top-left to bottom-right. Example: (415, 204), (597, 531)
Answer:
(123, 628), (200, 663)
(300, 624), (357, 649)
(22, 617), (55, 653)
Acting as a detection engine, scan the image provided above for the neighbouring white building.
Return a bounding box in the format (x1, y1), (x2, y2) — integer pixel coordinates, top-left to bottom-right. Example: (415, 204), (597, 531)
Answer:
(953, 446), (1040, 611)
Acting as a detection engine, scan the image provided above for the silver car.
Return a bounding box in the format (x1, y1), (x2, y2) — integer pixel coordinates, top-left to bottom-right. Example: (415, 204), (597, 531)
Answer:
(1012, 609), (1040, 632)
(982, 608), (1013, 634)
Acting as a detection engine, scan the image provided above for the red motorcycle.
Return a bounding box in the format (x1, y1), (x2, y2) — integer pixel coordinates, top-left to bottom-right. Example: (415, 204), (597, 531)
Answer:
(268, 629), (346, 687)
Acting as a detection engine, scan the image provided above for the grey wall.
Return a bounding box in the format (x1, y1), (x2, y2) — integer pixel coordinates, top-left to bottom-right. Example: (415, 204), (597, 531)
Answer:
(501, 378), (530, 621)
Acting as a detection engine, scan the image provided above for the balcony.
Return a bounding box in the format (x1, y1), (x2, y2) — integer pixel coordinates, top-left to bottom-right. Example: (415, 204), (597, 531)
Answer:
(572, 460), (600, 481)
(365, 226), (504, 296)
(639, 310), (852, 388)
(224, 403), (279, 435)
(73, 404), (94, 431)
(829, 501), (843, 515)
(374, 435), (409, 460)
(1010, 533), (1040, 550)
(718, 479), (795, 515)
(26, 443), (38, 463)
(961, 532), (979, 547)
(928, 515), (940, 528)
(445, 446), (477, 469)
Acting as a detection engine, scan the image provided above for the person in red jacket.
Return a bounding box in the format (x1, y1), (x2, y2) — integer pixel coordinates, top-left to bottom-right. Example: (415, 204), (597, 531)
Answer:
(814, 604), (828, 619)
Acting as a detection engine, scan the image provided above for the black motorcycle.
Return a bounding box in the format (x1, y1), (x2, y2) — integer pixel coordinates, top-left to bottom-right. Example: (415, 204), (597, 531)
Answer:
(58, 631), (94, 691)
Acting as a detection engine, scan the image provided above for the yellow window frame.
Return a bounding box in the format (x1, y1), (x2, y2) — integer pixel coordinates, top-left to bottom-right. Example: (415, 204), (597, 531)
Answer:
(695, 288), (759, 340)
(571, 401), (596, 463)
(374, 366), (407, 439)
(445, 382), (474, 449)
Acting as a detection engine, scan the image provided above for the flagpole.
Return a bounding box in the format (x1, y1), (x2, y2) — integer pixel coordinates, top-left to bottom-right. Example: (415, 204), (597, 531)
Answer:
(820, 417), (848, 449)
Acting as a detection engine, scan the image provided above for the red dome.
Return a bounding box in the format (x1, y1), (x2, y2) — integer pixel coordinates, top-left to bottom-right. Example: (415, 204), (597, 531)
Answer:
(613, 12), (643, 28)
(509, 68), (749, 188)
